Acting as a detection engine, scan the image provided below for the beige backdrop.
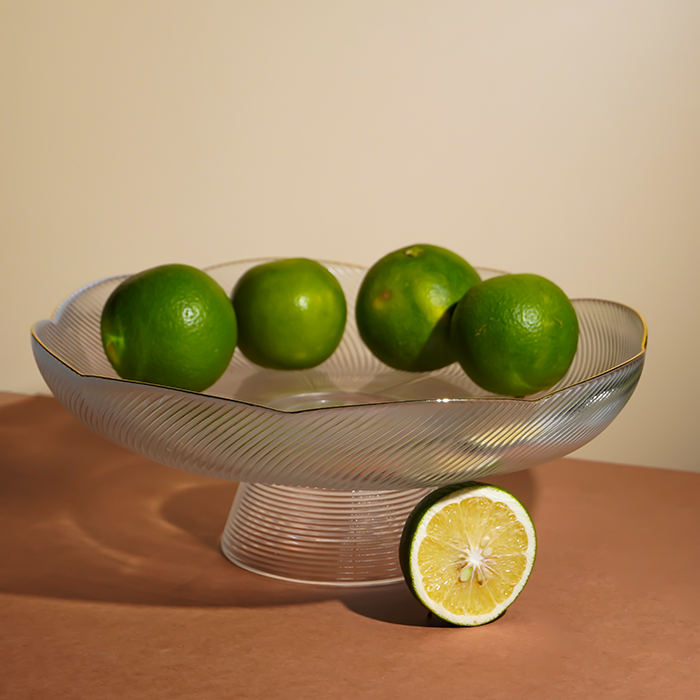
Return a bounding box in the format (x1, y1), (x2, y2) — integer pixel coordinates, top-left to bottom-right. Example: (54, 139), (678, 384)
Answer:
(2, 1), (698, 470)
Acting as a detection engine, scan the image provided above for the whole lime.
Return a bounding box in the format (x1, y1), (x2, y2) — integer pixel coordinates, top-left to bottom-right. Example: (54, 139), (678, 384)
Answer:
(355, 244), (481, 372)
(451, 273), (579, 396)
(231, 258), (346, 370)
(100, 263), (237, 392)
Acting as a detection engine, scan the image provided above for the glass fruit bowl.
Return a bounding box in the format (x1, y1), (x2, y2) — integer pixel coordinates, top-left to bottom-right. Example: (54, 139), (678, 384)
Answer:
(31, 259), (647, 586)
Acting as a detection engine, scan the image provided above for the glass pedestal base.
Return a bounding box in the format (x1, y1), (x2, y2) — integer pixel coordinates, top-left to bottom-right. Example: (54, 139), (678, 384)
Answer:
(220, 483), (431, 586)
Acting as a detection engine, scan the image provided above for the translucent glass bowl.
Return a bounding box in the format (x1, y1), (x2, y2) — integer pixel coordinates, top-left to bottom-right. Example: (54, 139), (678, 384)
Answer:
(32, 260), (647, 585)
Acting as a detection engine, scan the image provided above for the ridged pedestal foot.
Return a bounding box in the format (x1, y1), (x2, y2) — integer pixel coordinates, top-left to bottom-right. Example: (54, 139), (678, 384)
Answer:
(220, 483), (431, 586)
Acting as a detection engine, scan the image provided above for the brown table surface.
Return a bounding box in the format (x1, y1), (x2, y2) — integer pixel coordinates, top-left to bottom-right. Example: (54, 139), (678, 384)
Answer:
(1, 393), (698, 699)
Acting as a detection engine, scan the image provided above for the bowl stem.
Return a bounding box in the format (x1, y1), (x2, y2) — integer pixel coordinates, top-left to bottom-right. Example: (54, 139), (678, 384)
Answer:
(220, 483), (431, 586)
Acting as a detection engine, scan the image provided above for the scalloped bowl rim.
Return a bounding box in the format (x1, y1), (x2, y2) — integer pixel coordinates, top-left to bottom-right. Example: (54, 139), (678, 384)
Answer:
(31, 259), (648, 413)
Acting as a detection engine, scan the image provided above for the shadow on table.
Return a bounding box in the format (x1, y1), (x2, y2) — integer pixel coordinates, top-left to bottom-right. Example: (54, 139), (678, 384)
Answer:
(0, 396), (537, 625)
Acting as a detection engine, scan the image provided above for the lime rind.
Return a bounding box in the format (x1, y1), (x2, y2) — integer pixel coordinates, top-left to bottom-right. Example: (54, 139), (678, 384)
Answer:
(450, 273), (579, 397)
(355, 244), (481, 372)
(100, 264), (238, 392)
(231, 258), (347, 370)
(400, 482), (537, 627)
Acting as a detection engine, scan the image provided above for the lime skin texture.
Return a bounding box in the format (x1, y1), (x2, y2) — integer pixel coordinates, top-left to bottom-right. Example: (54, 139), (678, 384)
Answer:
(100, 263), (238, 393)
(231, 258), (347, 370)
(355, 244), (481, 372)
(451, 273), (579, 397)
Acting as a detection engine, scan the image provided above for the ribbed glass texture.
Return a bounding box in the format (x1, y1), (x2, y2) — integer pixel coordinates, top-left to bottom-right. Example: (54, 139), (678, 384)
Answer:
(221, 483), (431, 585)
(32, 259), (647, 585)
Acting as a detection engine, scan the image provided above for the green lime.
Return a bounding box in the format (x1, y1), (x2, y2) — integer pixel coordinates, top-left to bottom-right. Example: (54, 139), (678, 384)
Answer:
(231, 258), (346, 370)
(451, 273), (579, 397)
(355, 244), (481, 372)
(100, 264), (237, 392)
(400, 482), (537, 627)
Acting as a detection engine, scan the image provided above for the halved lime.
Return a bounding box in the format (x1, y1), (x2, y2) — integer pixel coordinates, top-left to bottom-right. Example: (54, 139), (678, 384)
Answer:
(399, 482), (536, 626)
